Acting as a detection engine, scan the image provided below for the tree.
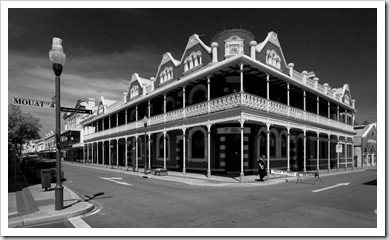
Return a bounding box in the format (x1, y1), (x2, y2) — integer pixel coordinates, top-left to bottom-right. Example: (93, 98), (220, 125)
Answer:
(8, 104), (42, 156)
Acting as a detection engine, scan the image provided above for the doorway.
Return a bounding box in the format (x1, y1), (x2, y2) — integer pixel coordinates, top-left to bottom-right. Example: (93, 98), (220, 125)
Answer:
(225, 135), (241, 173)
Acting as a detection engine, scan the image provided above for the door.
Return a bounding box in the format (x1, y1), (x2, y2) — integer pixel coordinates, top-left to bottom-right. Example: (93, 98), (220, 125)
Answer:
(225, 135), (240, 172)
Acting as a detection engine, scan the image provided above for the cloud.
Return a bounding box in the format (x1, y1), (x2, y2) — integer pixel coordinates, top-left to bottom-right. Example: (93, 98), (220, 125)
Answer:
(8, 46), (165, 136)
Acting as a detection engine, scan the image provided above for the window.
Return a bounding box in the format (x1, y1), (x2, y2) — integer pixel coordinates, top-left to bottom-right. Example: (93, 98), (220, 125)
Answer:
(259, 132), (266, 157)
(184, 51), (202, 72)
(266, 49), (281, 70)
(281, 134), (287, 157)
(192, 131), (204, 158)
(270, 133), (276, 157)
(130, 85), (139, 98)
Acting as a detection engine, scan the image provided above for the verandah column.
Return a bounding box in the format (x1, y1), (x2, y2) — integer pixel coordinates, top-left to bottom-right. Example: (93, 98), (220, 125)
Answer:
(102, 141), (105, 165)
(108, 139), (111, 166)
(125, 138), (128, 169)
(83, 145), (85, 163)
(148, 133), (151, 170)
(116, 138), (119, 167)
(183, 86), (186, 118)
(240, 63), (244, 105)
(287, 84), (290, 117)
(266, 123), (271, 174)
(182, 127), (187, 175)
(303, 129), (307, 172)
(316, 132), (320, 171)
(337, 135), (340, 171)
(239, 115), (246, 182)
(328, 133), (331, 172)
(207, 75), (211, 113)
(206, 123), (212, 178)
(345, 137), (348, 171)
(266, 74), (270, 112)
(97, 142), (99, 164)
(351, 139), (355, 170)
(287, 127), (290, 171)
(163, 130), (167, 169)
(135, 136), (138, 171)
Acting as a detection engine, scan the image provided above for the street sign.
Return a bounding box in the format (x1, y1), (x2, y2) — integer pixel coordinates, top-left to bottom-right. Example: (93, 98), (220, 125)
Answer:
(13, 97), (55, 110)
(60, 107), (92, 114)
(336, 144), (343, 153)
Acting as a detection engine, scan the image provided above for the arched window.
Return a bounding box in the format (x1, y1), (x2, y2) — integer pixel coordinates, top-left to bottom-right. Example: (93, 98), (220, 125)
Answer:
(189, 58), (193, 69)
(259, 132), (267, 157)
(192, 130), (205, 158)
(194, 56), (198, 67)
(281, 134), (287, 157)
(184, 60), (189, 72)
(270, 133), (276, 157)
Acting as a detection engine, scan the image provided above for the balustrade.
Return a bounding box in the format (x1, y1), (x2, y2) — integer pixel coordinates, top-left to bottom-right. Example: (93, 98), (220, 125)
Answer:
(292, 70), (303, 82)
(84, 92), (353, 141)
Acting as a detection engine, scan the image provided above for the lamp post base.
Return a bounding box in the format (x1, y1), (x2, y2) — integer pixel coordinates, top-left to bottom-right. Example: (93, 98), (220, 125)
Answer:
(55, 185), (64, 211)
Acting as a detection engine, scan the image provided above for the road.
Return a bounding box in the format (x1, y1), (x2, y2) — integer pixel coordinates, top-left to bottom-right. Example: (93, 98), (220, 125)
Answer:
(31, 164), (377, 228)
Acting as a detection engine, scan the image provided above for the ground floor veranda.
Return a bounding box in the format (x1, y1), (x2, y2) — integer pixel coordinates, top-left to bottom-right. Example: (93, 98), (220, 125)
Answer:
(80, 112), (354, 181)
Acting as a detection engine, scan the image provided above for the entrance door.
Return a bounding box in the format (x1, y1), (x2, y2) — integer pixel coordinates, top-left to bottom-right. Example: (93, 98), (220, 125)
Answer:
(225, 135), (240, 172)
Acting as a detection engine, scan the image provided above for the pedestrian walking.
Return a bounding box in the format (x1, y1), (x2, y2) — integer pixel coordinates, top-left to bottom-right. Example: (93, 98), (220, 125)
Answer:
(258, 155), (267, 181)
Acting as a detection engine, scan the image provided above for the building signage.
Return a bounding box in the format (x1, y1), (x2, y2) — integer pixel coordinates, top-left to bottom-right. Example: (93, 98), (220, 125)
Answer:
(270, 169), (298, 176)
(13, 97), (55, 109)
(217, 127), (251, 134)
(336, 144), (343, 153)
(60, 107), (92, 114)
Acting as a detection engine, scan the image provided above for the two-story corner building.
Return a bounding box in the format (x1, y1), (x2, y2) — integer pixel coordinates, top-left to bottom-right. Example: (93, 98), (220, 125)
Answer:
(38, 131), (57, 159)
(81, 29), (356, 181)
(354, 122), (377, 167)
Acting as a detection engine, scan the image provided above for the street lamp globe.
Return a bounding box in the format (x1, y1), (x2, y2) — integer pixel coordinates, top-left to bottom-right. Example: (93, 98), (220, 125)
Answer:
(49, 37), (66, 76)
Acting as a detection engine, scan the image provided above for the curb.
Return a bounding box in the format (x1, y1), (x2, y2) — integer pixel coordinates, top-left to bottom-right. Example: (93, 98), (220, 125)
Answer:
(8, 187), (95, 228)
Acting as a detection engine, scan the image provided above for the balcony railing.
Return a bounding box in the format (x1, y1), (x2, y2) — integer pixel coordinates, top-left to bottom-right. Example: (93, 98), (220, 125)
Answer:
(84, 92), (354, 141)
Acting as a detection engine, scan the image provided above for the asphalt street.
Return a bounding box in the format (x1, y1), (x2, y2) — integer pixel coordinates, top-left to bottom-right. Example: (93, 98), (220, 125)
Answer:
(32, 164), (377, 228)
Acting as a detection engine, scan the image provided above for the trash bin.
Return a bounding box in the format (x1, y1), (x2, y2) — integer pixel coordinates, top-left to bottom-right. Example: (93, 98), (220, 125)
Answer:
(41, 169), (52, 190)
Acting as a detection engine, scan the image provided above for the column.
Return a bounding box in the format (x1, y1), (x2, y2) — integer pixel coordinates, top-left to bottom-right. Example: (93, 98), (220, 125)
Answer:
(108, 140), (111, 166)
(317, 97), (319, 115)
(328, 134), (331, 172)
(287, 84), (290, 117)
(303, 91), (306, 120)
(91, 144), (94, 164)
(116, 139), (119, 167)
(135, 136), (138, 171)
(240, 63), (244, 105)
(303, 130), (307, 172)
(287, 127), (290, 171)
(97, 142), (99, 164)
(351, 141), (355, 170)
(125, 109), (128, 124)
(102, 142), (105, 165)
(125, 139), (128, 168)
(337, 135), (340, 171)
(240, 117), (245, 182)
(207, 124), (212, 178)
(316, 132), (320, 171)
(266, 74), (270, 112)
(87, 144), (89, 163)
(148, 133), (151, 170)
(207, 75), (211, 113)
(345, 138), (348, 170)
(163, 94), (166, 123)
(328, 101), (330, 119)
(148, 100), (151, 118)
(109, 116), (111, 129)
(345, 110), (348, 124)
(266, 123), (271, 174)
(163, 130), (167, 169)
(83, 145), (85, 163)
(211, 42), (218, 63)
(182, 128), (186, 175)
(183, 86), (186, 118)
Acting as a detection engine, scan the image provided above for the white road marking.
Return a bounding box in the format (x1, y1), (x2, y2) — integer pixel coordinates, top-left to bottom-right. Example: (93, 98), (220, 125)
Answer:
(8, 211), (18, 216)
(312, 182), (350, 193)
(68, 216), (91, 228)
(99, 177), (133, 186)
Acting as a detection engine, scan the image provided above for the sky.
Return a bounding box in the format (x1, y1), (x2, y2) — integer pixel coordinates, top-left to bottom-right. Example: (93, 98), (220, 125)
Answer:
(4, 3), (382, 138)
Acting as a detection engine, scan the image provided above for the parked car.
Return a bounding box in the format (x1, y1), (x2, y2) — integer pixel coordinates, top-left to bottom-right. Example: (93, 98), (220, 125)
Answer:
(21, 155), (42, 173)
(33, 159), (64, 182)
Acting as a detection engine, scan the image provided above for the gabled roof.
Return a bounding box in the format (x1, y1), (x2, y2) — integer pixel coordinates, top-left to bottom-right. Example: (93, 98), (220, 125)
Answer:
(255, 31), (288, 68)
(129, 73), (153, 88)
(179, 34), (211, 63)
(160, 52), (180, 67)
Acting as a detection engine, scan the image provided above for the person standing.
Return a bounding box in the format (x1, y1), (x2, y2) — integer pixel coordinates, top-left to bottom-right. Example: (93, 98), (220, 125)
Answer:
(258, 155), (267, 181)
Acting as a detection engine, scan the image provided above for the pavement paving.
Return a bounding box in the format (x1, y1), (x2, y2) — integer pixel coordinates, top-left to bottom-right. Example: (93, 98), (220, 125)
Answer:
(8, 159), (371, 228)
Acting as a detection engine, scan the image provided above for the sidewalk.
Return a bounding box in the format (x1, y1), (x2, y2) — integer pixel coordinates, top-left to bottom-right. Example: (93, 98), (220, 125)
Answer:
(8, 162), (94, 228)
(68, 161), (370, 187)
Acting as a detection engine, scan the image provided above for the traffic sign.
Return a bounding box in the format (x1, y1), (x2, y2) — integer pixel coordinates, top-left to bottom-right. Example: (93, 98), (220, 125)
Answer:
(13, 97), (55, 110)
(60, 107), (92, 114)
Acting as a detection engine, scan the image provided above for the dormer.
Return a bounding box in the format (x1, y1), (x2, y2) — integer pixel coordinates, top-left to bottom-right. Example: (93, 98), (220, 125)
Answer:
(128, 73), (153, 100)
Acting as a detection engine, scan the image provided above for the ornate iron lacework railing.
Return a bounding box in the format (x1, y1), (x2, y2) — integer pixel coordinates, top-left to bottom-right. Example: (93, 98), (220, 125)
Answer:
(84, 92), (353, 141)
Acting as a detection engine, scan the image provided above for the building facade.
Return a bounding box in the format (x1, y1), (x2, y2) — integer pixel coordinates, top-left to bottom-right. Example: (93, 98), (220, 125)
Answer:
(80, 29), (356, 181)
(354, 123), (377, 167)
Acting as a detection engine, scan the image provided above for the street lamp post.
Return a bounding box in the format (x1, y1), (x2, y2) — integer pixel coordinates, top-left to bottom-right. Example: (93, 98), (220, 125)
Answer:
(49, 37), (66, 211)
(143, 116), (148, 175)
